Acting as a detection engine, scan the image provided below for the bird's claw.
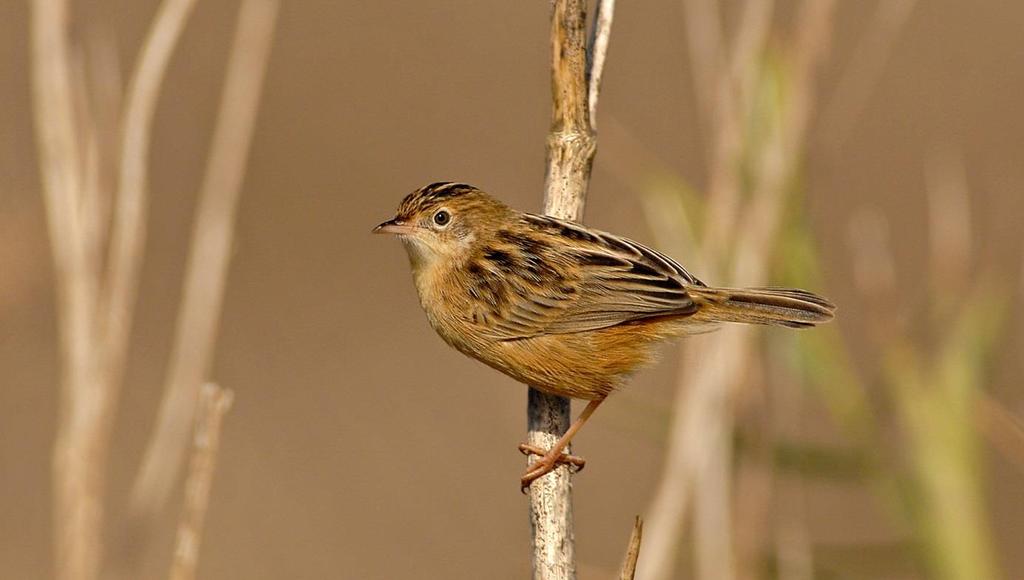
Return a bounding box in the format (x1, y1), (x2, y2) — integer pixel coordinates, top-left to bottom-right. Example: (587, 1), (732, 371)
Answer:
(517, 444), (586, 469)
(517, 443), (586, 492)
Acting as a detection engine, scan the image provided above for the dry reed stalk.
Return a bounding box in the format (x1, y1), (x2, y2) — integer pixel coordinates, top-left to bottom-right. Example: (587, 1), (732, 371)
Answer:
(106, 2), (278, 577)
(103, 0), (201, 392)
(637, 2), (838, 579)
(130, 0), (279, 529)
(169, 384), (235, 580)
(619, 517), (644, 580)
(837, 123), (1003, 580)
(529, 1), (614, 578)
(32, 0), (198, 577)
(900, 144), (1002, 580)
(32, 4), (104, 577)
(33, 0), (276, 577)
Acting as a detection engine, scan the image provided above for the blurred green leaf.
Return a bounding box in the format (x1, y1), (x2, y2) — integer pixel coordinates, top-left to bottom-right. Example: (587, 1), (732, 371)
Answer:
(885, 281), (1009, 580)
(741, 51), (787, 198)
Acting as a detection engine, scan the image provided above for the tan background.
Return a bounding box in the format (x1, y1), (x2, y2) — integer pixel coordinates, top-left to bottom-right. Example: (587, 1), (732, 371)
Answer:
(2, 0), (1023, 578)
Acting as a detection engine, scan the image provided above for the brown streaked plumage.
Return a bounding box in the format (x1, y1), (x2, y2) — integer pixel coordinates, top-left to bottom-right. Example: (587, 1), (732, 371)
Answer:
(374, 182), (835, 488)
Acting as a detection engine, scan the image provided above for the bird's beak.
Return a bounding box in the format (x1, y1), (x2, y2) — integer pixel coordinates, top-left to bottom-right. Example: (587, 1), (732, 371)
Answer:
(372, 218), (416, 235)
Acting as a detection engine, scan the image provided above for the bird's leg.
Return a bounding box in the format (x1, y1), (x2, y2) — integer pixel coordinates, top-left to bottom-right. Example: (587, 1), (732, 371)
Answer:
(517, 444), (586, 468)
(519, 397), (605, 490)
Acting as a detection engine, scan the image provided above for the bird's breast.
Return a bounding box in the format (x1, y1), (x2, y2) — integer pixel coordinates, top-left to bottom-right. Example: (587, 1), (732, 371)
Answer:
(411, 261), (486, 349)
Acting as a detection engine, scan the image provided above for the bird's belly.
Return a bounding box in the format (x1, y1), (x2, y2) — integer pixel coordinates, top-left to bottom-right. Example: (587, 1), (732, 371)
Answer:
(463, 328), (662, 400)
(420, 291), (671, 400)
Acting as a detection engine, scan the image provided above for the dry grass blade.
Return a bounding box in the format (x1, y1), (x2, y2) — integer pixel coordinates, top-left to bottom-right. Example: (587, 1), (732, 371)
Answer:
(102, 0), (200, 399)
(169, 384), (235, 580)
(30, 11), (93, 574)
(586, 0), (615, 129)
(34, 0), (275, 577)
(129, 0), (279, 525)
(639, 329), (751, 580)
(32, 0), (198, 578)
(638, 2), (838, 579)
(31, 0), (82, 242)
(619, 516), (644, 580)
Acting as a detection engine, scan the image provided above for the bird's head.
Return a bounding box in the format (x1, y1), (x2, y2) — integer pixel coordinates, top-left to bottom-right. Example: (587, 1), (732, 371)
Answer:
(373, 182), (510, 268)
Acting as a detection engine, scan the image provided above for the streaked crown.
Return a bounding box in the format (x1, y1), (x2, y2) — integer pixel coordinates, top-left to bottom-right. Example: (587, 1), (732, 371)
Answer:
(396, 182), (482, 220)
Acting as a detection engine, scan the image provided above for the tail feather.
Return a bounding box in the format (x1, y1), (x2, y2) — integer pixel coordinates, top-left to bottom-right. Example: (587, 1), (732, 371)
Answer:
(688, 286), (836, 328)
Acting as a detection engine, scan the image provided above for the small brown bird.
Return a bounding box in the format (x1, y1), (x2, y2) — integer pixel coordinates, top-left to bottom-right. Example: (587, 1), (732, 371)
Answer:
(374, 182), (835, 488)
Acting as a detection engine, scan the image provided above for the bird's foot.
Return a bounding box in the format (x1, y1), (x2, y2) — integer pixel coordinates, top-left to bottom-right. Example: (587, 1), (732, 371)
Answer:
(518, 443), (586, 491)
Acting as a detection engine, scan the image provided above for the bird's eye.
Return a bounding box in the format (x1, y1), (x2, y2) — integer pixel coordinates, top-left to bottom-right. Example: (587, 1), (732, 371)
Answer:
(433, 210), (451, 227)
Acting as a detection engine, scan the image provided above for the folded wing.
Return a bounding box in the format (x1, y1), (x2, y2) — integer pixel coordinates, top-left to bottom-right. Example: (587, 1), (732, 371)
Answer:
(476, 215), (703, 340)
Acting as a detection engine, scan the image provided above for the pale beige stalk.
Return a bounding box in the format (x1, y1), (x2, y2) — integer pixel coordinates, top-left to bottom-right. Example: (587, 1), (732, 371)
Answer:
(638, 2), (838, 579)
(130, 0), (279, 529)
(32, 1), (199, 577)
(531, 1), (615, 579)
(169, 384), (235, 580)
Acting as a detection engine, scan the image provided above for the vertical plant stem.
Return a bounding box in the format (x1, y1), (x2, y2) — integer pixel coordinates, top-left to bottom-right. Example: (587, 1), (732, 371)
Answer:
(130, 0), (279, 526)
(169, 384), (235, 580)
(530, 1), (614, 578)
(620, 517), (645, 580)
(32, 0), (197, 578)
(111, 1), (278, 575)
(102, 0), (201, 396)
(639, 2), (837, 579)
(31, 1), (98, 578)
(541, 0), (596, 217)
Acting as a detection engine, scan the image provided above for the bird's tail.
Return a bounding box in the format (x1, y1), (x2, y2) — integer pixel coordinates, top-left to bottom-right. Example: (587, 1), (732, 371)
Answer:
(687, 286), (836, 328)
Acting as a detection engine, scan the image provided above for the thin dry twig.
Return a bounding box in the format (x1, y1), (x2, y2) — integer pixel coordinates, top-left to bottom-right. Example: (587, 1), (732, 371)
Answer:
(102, 0), (201, 406)
(130, 0), (279, 525)
(638, 3), (838, 579)
(619, 516), (645, 580)
(529, 1), (615, 579)
(695, 0), (775, 274)
(107, 3), (277, 577)
(32, 2), (103, 577)
(32, 0), (198, 578)
(34, 1), (274, 578)
(169, 384), (235, 580)
(587, 0), (615, 129)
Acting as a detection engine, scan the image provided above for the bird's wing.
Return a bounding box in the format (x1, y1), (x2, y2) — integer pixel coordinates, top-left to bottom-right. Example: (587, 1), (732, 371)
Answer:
(473, 215), (703, 340)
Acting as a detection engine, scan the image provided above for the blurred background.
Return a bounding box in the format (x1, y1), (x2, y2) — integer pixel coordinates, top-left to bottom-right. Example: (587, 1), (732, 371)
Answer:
(2, 0), (1022, 579)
